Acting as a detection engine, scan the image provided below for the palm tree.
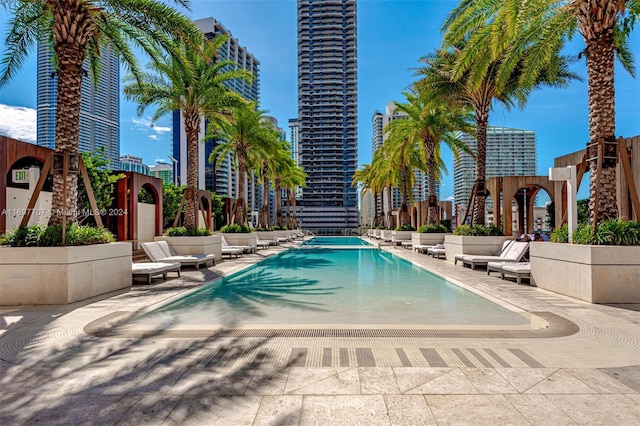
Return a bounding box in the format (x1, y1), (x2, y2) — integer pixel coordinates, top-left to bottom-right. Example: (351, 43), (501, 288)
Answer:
(255, 127), (282, 229)
(416, 46), (577, 225)
(370, 148), (397, 229)
(386, 89), (475, 225)
(209, 102), (268, 226)
(352, 164), (374, 228)
(441, 0), (638, 223)
(124, 36), (250, 230)
(270, 150), (296, 227)
(1, 0), (201, 226)
(282, 163), (307, 229)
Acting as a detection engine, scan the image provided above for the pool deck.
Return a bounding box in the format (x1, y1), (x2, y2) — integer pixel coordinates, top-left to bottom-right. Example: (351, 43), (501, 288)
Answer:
(1, 238), (639, 425)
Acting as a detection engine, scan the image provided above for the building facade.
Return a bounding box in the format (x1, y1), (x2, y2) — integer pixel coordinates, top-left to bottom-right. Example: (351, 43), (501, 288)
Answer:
(119, 155), (150, 175)
(172, 17), (260, 200)
(453, 126), (537, 221)
(149, 162), (174, 185)
(296, 0), (358, 232)
(37, 43), (120, 168)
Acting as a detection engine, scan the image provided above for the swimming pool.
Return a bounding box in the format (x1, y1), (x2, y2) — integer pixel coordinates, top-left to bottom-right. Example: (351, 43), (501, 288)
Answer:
(302, 236), (371, 246)
(146, 247), (529, 328)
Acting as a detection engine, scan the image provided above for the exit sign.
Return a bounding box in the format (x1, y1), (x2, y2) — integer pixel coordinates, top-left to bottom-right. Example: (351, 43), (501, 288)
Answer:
(12, 169), (29, 184)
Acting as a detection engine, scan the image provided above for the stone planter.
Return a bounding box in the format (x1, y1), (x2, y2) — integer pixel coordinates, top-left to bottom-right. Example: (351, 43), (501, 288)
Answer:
(219, 232), (258, 250)
(255, 231), (276, 243)
(0, 242), (132, 305)
(444, 235), (512, 263)
(380, 229), (393, 241)
(155, 235), (222, 262)
(273, 230), (291, 241)
(411, 232), (447, 248)
(391, 230), (413, 245)
(530, 242), (640, 303)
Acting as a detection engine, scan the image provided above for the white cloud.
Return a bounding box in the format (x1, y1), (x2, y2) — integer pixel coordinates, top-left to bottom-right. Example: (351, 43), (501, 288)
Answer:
(131, 116), (171, 138)
(148, 134), (159, 140)
(446, 195), (455, 201)
(0, 104), (37, 143)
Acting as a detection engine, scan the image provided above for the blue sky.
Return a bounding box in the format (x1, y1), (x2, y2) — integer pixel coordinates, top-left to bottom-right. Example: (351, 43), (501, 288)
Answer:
(1, 0), (639, 201)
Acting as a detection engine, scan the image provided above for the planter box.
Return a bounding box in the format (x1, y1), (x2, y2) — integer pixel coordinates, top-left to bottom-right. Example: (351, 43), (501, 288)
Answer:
(391, 230), (413, 245)
(219, 232), (258, 248)
(155, 235), (222, 262)
(444, 235), (512, 264)
(255, 231), (277, 243)
(412, 232), (447, 248)
(380, 230), (393, 241)
(0, 242), (132, 305)
(273, 230), (291, 241)
(530, 242), (640, 303)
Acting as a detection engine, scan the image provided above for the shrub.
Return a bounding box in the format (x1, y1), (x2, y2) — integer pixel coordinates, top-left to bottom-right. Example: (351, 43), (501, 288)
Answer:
(453, 224), (503, 236)
(219, 224), (251, 233)
(417, 224), (447, 233)
(395, 224), (416, 231)
(164, 227), (212, 236)
(1, 224), (115, 247)
(271, 225), (286, 231)
(550, 219), (640, 245)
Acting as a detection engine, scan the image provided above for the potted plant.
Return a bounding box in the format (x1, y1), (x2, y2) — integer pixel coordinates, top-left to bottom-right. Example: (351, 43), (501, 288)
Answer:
(411, 224), (448, 248)
(444, 225), (511, 263)
(392, 224), (415, 245)
(218, 224), (258, 248)
(0, 224), (131, 305)
(530, 220), (640, 303)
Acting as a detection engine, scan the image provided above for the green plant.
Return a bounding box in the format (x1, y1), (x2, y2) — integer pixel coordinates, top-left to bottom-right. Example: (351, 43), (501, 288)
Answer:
(417, 224), (447, 233)
(550, 220), (640, 245)
(440, 219), (452, 232)
(395, 224), (416, 231)
(219, 224), (251, 233)
(453, 224), (503, 236)
(164, 227), (212, 237)
(1, 224), (115, 247)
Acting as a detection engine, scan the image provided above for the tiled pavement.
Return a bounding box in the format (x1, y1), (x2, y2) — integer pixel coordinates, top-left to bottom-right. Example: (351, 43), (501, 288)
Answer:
(1, 240), (639, 425)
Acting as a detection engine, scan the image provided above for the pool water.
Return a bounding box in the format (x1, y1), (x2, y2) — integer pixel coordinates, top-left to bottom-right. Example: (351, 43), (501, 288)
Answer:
(302, 236), (371, 246)
(149, 248), (528, 327)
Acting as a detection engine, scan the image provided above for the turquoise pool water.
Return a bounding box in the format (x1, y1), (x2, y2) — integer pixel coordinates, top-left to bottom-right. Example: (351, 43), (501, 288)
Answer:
(150, 248), (528, 327)
(302, 236), (371, 246)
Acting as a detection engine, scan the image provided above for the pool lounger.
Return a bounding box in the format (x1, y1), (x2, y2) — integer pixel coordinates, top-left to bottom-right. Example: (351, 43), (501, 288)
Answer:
(132, 262), (181, 284)
(400, 241), (413, 249)
(414, 244), (432, 254)
(257, 240), (274, 249)
(141, 241), (215, 268)
(500, 262), (531, 284)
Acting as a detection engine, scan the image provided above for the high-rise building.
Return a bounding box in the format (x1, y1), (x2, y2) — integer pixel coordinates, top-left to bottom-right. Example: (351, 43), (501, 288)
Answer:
(119, 155), (150, 175)
(453, 126), (537, 220)
(288, 118), (300, 166)
(37, 43), (120, 169)
(172, 17), (260, 199)
(149, 162), (174, 185)
(296, 0), (358, 233)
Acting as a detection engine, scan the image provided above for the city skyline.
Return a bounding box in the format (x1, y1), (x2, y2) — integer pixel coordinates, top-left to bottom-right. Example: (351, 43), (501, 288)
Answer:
(1, 1), (639, 201)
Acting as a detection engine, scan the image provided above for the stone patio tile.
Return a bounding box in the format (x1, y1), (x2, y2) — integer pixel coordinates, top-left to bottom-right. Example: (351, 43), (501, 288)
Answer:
(253, 395), (302, 426)
(496, 368), (558, 393)
(506, 394), (577, 425)
(600, 366), (640, 392)
(392, 367), (452, 394)
(245, 368), (290, 395)
(285, 367), (360, 395)
(359, 367), (401, 395)
(26, 394), (140, 425)
(626, 393), (640, 403)
(425, 394), (528, 425)
(384, 394), (437, 425)
(462, 368), (519, 394)
(127, 366), (187, 395)
(566, 368), (639, 393)
(524, 369), (599, 394)
(116, 394), (182, 425)
(546, 394), (640, 424)
(299, 395), (389, 425)
(163, 395), (261, 425)
(167, 367), (253, 396)
(402, 368), (478, 395)
(0, 393), (58, 425)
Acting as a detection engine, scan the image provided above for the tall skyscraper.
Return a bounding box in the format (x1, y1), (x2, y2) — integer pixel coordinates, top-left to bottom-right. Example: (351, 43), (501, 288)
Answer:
(172, 17), (260, 198)
(119, 155), (150, 175)
(453, 126), (537, 219)
(296, 0), (358, 232)
(37, 43), (120, 169)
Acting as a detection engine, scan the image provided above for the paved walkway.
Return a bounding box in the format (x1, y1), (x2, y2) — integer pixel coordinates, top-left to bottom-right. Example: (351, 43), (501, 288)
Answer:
(1, 239), (639, 425)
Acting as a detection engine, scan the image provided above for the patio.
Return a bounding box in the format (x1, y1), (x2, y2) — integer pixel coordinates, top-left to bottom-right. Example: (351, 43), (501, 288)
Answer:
(1, 242), (639, 425)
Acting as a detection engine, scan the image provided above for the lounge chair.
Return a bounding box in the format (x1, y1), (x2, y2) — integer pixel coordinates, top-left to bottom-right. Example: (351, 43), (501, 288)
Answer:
(221, 247), (243, 258)
(427, 243), (446, 259)
(132, 262), (180, 284)
(487, 261), (531, 284)
(414, 244), (433, 254)
(141, 241), (215, 268)
(460, 241), (529, 270)
(454, 239), (514, 265)
(221, 236), (255, 254)
(257, 239), (274, 249)
(400, 241), (413, 249)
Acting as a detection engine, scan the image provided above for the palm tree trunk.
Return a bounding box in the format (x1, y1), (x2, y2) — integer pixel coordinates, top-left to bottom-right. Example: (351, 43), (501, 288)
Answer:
(292, 192), (298, 228)
(424, 137), (438, 226)
(584, 24), (618, 223)
(472, 108), (488, 226)
(286, 188), (292, 228)
(373, 190), (379, 227)
(400, 169), (410, 226)
(49, 46), (86, 226)
(386, 184), (393, 228)
(236, 155), (247, 225)
(260, 166), (270, 228)
(275, 179), (283, 227)
(183, 109), (200, 230)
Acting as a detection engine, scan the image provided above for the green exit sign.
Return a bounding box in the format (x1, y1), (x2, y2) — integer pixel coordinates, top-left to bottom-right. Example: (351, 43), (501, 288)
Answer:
(12, 169), (29, 184)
